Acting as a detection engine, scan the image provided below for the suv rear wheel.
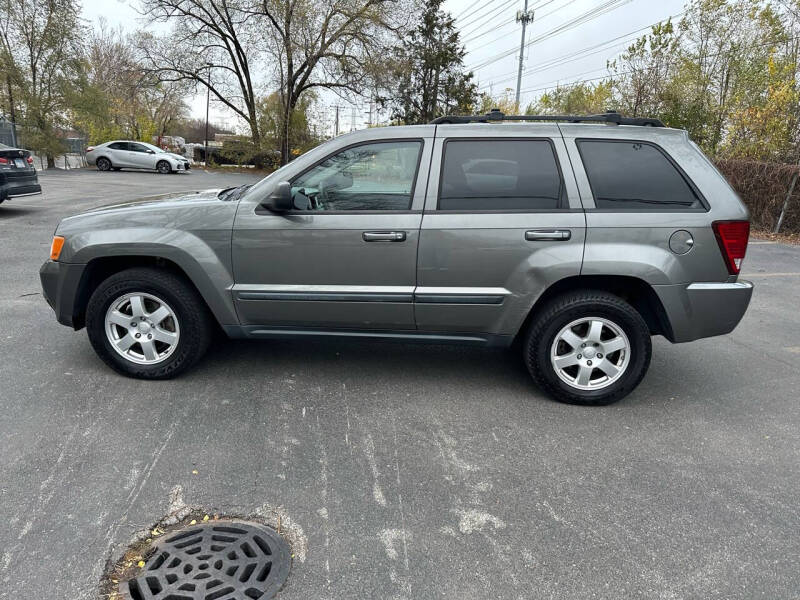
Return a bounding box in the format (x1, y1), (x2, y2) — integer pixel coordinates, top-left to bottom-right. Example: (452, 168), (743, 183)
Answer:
(85, 267), (212, 379)
(524, 291), (651, 405)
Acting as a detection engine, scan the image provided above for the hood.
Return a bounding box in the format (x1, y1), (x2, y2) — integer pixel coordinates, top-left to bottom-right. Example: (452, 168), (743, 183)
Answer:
(77, 188), (226, 215)
(165, 152), (189, 162)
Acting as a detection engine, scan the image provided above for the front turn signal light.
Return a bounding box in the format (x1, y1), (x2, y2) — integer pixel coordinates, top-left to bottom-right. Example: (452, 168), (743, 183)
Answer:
(50, 236), (65, 260)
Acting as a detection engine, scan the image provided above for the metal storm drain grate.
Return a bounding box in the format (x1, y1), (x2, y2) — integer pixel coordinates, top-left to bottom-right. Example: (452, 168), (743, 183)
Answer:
(124, 521), (290, 600)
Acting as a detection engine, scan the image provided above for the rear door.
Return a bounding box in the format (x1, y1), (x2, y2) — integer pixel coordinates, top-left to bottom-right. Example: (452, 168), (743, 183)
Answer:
(415, 125), (586, 340)
(106, 142), (131, 167)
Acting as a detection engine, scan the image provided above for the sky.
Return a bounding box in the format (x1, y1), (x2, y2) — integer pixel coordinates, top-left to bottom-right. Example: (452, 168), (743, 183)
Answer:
(80, 0), (687, 134)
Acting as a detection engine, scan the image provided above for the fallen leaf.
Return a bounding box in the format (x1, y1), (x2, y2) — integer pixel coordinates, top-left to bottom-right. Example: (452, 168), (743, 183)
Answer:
(137, 560), (145, 568)
(203, 515), (210, 522)
(192, 469), (198, 475)
(190, 520), (197, 525)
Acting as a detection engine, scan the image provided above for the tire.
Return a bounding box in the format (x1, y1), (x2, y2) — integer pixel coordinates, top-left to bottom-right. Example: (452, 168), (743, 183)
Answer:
(96, 157), (112, 171)
(156, 160), (172, 174)
(85, 267), (213, 379)
(524, 291), (652, 405)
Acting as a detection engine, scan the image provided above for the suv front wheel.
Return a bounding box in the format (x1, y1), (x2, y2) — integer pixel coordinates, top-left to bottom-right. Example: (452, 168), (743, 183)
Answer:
(524, 291), (652, 405)
(85, 267), (212, 379)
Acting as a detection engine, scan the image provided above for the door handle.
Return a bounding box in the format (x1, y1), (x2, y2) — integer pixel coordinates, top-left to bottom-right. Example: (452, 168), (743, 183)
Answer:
(362, 231), (406, 242)
(525, 229), (571, 241)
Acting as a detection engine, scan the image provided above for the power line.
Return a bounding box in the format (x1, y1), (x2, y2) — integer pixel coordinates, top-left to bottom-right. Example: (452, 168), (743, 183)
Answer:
(467, 0), (634, 71)
(477, 12), (684, 90)
(462, 0), (575, 48)
(459, 0), (518, 36)
(512, 32), (800, 103)
(454, 0), (484, 20)
(456, 0), (503, 27)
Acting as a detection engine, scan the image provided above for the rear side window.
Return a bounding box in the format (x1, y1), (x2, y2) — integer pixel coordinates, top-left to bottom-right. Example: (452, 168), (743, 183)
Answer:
(439, 140), (562, 210)
(108, 142), (128, 150)
(578, 140), (703, 210)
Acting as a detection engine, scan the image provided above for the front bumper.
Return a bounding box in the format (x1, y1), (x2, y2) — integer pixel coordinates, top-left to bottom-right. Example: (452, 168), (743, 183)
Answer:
(40, 260), (88, 329)
(653, 281), (754, 343)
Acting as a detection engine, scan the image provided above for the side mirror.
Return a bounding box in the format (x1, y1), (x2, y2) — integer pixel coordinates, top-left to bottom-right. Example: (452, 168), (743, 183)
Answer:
(147, 149), (155, 154)
(262, 181), (293, 212)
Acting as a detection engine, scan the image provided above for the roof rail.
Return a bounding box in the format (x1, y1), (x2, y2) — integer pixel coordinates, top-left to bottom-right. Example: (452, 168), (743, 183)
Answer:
(430, 109), (664, 127)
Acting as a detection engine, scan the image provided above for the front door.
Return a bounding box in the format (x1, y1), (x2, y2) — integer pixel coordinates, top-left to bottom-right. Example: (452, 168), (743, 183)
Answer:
(232, 135), (432, 331)
(127, 143), (157, 170)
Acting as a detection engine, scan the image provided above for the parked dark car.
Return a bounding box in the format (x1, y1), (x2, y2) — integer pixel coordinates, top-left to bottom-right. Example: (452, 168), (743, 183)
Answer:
(0, 143), (41, 203)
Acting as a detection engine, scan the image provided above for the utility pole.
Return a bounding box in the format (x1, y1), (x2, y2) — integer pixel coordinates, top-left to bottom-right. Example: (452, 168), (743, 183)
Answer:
(515, 0), (535, 112)
(334, 105), (340, 136)
(204, 62), (213, 165)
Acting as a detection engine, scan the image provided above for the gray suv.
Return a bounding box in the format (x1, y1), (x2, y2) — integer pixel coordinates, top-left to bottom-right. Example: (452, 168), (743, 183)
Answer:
(39, 111), (753, 405)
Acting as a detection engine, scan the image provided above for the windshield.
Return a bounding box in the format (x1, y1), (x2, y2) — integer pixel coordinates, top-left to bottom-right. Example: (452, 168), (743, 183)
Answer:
(0, 143), (10, 149)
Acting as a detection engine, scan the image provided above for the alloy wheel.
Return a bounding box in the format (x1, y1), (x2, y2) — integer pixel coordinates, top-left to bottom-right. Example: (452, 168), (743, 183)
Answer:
(550, 317), (631, 391)
(105, 292), (180, 365)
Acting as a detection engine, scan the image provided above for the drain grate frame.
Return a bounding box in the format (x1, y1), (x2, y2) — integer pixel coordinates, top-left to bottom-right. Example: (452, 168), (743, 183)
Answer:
(123, 520), (290, 600)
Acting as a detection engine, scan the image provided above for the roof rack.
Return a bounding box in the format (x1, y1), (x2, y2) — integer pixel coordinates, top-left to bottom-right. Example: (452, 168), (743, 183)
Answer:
(430, 109), (664, 127)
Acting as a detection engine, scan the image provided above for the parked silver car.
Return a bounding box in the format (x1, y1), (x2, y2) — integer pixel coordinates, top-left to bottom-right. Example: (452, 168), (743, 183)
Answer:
(41, 111), (753, 405)
(86, 141), (190, 174)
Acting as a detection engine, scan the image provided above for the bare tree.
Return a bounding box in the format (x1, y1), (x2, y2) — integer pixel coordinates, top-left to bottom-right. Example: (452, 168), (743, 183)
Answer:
(137, 0), (265, 147)
(254, 0), (412, 163)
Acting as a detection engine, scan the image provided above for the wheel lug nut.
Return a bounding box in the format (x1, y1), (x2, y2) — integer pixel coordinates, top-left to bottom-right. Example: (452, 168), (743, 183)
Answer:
(597, 353), (603, 358)
(587, 360), (592, 366)
(135, 333), (141, 339)
(130, 322), (136, 327)
(581, 343), (586, 347)
(577, 354), (582, 359)
(148, 334), (152, 339)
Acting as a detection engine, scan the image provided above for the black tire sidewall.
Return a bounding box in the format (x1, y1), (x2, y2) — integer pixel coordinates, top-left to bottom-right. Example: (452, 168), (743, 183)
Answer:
(526, 295), (651, 405)
(86, 270), (209, 379)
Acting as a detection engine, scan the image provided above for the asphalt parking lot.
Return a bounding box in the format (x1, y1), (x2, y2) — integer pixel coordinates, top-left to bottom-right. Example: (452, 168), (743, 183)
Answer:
(1, 168), (799, 599)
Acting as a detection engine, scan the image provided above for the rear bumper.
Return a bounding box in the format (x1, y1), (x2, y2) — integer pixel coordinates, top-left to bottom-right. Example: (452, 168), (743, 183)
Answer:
(654, 281), (754, 343)
(0, 175), (41, 200)
(40, 260), (88, 329)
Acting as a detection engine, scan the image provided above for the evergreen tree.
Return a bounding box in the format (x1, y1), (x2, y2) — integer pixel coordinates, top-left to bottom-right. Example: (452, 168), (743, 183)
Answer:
(383, 0), (477, 124)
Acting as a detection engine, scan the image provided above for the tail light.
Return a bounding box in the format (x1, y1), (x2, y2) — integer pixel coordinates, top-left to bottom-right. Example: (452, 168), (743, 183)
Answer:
(26, 156), (33, 165)
(86, 146), (94, 153)
(712, 220), (750, 275)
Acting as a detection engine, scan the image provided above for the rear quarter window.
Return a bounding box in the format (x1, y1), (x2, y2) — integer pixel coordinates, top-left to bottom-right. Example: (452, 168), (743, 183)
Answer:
(438, 139), (563, 211)
(577, 139), (705, 210)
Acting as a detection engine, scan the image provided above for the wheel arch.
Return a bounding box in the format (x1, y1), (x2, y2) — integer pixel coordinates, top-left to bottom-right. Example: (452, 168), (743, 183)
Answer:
(71, 254), (233, 331)
(513, 275), (674, 344)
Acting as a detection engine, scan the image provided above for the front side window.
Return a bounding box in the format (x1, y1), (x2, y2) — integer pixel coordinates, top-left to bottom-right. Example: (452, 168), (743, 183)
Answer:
(290, 141), (422, 211)
(578, 140), (703, 209)
(128, 143), (151, 153)
(438, 140), (563, 210)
